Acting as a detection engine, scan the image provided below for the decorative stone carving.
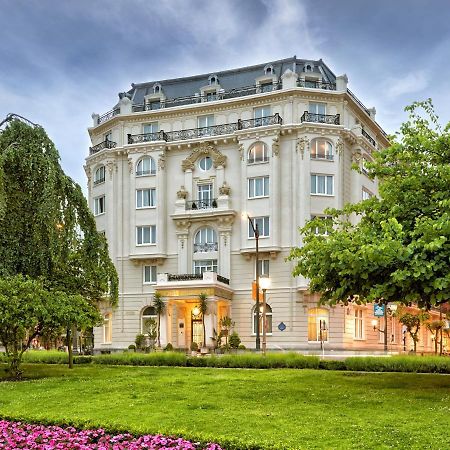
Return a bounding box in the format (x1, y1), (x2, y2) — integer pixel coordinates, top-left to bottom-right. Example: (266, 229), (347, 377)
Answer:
(352, 149), (362, 163)
(158, 155), (166, 170)
(272, 134), (280, 156)
(127, 157), (133, 173)
(219, 181), (231, 196)
(84, 165), (92, 186)
(105, 160), (117, 179)
(238, 143), (244, 161)
(181, 142), (227, 171)
(336, 138), (344, 156)
(177, 186), (188, 199)
(296, 137), (309, 159)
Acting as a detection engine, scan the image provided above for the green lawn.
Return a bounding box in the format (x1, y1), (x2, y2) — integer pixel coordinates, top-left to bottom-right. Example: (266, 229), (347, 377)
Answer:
(0, 364), (449, 449)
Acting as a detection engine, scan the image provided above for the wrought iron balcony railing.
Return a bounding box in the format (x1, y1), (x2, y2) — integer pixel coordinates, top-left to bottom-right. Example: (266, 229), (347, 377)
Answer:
(186, 198), (218, 210)
(362, 129), (376, 147)
(166, 272), (230, 285)
(97, 108), (119, 125)
(193, 242), (219, 253)
(300, 112), (340, 125)
(127, 114), (282, 145)
(298, 80), (336, 90)
(89, 140), (117, 155)
(311, 153), (334, 161)
(127, 131), (168, 144)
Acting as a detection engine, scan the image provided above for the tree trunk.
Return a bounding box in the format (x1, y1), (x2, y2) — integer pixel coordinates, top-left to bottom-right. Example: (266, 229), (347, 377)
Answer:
(413, 336), (417, 353)
(157, 314), (161, 348)
(67, 327), (73, 369)
(203, 318), (206, 348)
(8, 347), (22, 380)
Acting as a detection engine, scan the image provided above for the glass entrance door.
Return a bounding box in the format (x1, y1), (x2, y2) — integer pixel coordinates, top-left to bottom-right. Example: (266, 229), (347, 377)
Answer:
(192, 320), (203, 347)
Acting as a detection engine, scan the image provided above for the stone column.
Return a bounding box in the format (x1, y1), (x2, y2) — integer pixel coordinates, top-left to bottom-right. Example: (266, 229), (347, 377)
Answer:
(175, 220), (190, 273)
(270, 134), (281, 248)
(184, 169), (193, 200)
(157, 151), (167, 256)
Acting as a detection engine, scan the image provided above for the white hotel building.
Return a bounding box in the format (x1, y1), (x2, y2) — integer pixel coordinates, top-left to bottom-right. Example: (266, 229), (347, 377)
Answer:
(85, 56), (434, 354)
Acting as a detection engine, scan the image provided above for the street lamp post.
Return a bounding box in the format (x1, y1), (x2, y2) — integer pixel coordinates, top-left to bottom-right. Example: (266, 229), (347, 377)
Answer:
(248, 216), (260, 351)
(259, 275), (271, 355)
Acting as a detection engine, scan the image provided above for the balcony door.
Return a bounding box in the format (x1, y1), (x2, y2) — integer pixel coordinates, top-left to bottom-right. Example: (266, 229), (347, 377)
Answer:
(198, 184), (213, 209)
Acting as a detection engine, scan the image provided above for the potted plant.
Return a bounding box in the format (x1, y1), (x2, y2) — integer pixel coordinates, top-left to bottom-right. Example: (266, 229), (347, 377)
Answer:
(198, 293), (208, 353)
(190, 341), (199, 356)
(153, 292), (165, 349)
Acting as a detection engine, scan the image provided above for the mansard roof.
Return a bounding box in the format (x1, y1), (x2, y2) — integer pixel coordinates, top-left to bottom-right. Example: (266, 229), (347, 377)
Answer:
(121, 56), (336, 106)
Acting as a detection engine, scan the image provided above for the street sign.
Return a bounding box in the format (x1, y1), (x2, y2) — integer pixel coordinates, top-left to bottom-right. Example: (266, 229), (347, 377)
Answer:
(251, 281), (263, 301)
(374, 304), (385, 317)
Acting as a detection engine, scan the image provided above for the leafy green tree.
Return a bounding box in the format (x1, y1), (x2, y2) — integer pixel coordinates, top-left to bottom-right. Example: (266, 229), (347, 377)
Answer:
(0, 117), (118, 368)
(0, 116), (118, 301)
(396, 310), (430, 353)
(198, 292), (208, 347)
(426, 320), (445, 355)
(289, 100), (450, 310)
(152, 292), (165, 348)
(0, 275), (101, 378)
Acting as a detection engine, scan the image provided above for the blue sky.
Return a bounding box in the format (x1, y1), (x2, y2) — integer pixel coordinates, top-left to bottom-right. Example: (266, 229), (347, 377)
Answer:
(1, 0), (449, 189)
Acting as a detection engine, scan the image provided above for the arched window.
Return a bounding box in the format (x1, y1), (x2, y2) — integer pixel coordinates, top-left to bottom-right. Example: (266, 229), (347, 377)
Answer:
(308, 308), (329, 342)
(153, 83), (161, 94)
(310, 139), (333, 160)
(305, 63), (313, 72)
(93, 165), (105, 185)
(247, 142), (269, 164)
(136, 156), (156, 176)
(264, 64), (273, 75)
(208, 74), (218, 85)
(141, 306), (157, 335)
(103, 313), (112, 343)
(194, 227), (218, 253)
(252, 304), (272, 335)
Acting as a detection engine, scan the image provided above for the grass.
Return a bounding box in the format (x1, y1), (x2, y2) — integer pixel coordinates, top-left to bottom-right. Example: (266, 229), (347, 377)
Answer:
(0, 364), (449, 449)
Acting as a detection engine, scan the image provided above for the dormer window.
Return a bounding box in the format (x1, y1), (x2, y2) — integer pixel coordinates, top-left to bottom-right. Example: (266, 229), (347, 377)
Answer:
(264, 64), (274, 75)
(304, 63), (314, 72)
(153, 83), (161, 94)
(208, 74), (219, 85)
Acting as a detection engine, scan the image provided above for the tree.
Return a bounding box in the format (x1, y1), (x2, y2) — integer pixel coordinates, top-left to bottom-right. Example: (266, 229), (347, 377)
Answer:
(198, 292), (208, 348)
(0, 116), (118, 371)
(0, 116), (118, 301)
(426, 320), (445, 355)
(289, 100), (450, 309)
(396, 310), (430, 353)
(0, 275), (101, 378)
(152, 292), (165, 348)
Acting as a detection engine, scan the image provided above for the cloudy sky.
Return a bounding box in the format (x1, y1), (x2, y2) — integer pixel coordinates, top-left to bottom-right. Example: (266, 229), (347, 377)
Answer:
(1, 0), (449, 189)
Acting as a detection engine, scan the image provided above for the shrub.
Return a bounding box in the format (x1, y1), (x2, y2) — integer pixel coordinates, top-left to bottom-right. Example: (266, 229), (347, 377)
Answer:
(128, 344), (136, 352)
(93, 351), (187, 367)
(134, 334), (146, 351)
(238, 344), (246, 350)
(190, 342), (199, 352)
(164, 343), (174, 352)
(229, 332), (241, 349)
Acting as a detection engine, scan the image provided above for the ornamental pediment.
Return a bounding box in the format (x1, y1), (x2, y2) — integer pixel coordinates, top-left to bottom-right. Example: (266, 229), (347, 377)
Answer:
(181, 142), (227, 171)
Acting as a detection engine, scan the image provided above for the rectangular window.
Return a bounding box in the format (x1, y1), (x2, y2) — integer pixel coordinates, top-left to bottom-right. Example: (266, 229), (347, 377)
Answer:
(198, 115), (215, 136)
(136, 225), (156, 245)
(94, 196), (105, 215)
(143, 122), (158, 134)
(256, 259), (270, 277)
(310, 215), (332, 235)
(311, 174), (334, 195)
(248, 176), (269, 198)
(136, 188), (156, 208)
(309, 102), (326, 115)
(254, 106), (272, 126)
(205, 92), (218, 102)
(362, 188), (373, 201)
(197, 183), (213, 208)
(147, 101), (161, 110)
(354, 309), (364, 340)
(194, 259), (218, 275)
(143, 265), (157, 284)
(248, 216), (270, 238)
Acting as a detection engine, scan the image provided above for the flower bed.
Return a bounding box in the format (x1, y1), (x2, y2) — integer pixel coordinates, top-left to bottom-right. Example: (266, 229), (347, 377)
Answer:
(0, 420), (223, 449)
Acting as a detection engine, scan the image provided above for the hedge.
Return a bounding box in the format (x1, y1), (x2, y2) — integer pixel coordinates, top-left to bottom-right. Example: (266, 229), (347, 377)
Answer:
(1, 351), (449, 374)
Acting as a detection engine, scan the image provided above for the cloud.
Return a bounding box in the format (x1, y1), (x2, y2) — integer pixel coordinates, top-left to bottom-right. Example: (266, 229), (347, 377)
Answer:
(385, 71), (429, 98)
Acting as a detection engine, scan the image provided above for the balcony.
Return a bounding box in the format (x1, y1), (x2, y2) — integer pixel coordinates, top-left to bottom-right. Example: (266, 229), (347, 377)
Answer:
(127, 114), (282, 145)
(89, 140), (117, 155)
(193, 242), (218, 253)
(298, 80), (336, 90)
(300, 111), (340, 125)
(362, 129), (376, 147)
(162, 271), (229, 285)
(186, 199), (217, 210)
(97, 108), (119, 125)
